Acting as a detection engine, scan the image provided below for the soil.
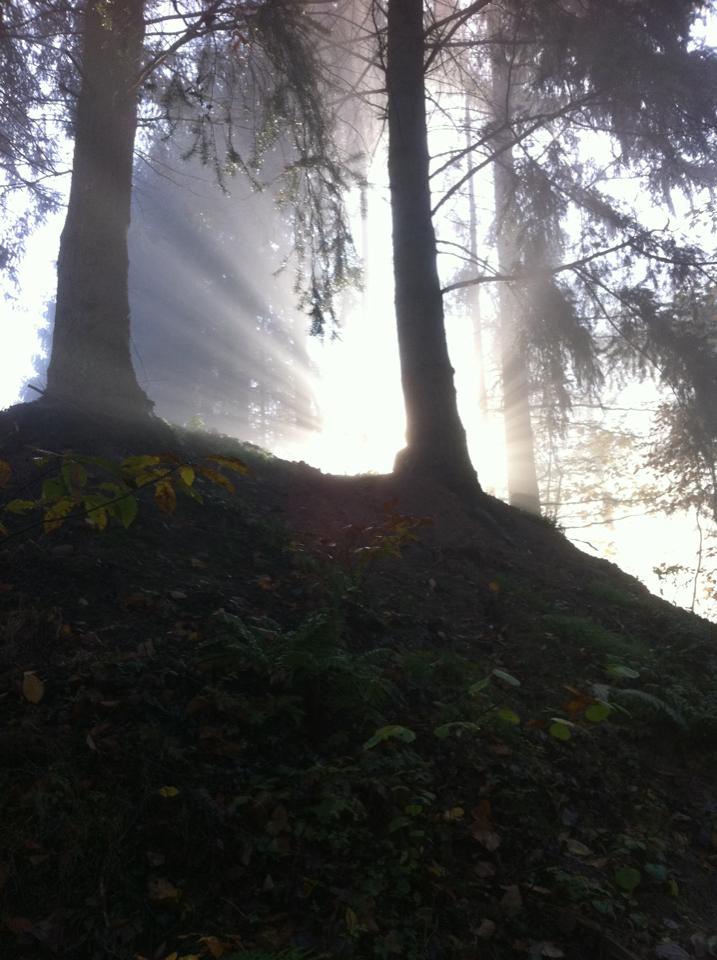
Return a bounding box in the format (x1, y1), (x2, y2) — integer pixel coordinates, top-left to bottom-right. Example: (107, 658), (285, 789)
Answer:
(0, 404), (715, 960)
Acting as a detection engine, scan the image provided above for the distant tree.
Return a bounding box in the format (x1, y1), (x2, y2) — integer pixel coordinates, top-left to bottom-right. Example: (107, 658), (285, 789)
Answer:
(429, 0), (717, 509)
(0, 2), (67, 277)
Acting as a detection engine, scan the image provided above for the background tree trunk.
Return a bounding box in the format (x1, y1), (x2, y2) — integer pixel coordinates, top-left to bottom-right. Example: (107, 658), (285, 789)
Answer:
(46, 0), (152, 419)
(490, 12), (541, 514)
(387, 0), (479, 495)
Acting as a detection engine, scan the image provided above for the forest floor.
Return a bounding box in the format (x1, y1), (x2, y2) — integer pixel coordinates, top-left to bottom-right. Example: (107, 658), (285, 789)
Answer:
(0, 406), (716, 960)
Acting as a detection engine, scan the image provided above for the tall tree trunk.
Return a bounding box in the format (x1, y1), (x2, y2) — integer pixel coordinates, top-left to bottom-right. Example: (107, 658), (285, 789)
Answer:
(387, 0), (479, 496)
(490, 16), (541, 514)
(45, 0), (152, 419)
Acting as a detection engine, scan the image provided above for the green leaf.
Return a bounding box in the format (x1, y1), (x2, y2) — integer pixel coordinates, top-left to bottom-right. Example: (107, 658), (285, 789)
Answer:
(614, 866), (641, 893)
(644, 862), (668, 882)
(433, 721), (481, 739)
(4, 499), (37, 514)
(607, 664), (640, 680)
(492, 668), (521, 687)
(363, 724), (416, 750)
(496, 707), (520, 725)
(61, 460), (87, 494)
(469, 676), (490, 695)
(74, 454), (121, 475)
(42, 476), (67, 502)
(111, 494), (138, 529)
(585, 702), (611, 722)
(549, 721), (572, 741)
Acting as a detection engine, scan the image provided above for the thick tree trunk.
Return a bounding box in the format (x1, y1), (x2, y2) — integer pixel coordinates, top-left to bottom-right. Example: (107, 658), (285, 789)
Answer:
(45, 0), (152, 420)
(490, 19), (541, 514)
(387, 0), (479, 496)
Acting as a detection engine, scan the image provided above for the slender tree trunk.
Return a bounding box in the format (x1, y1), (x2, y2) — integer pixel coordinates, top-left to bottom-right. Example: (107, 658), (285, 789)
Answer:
(387, 0), (479, 496)
(490, 17), (541, 514)
(45, 0), (152, 419)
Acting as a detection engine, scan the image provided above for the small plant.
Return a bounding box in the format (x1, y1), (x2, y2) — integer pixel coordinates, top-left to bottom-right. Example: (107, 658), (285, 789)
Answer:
(0, 450), (248, 538)
(318, 500), (432, 582)
(542, 613), (646, 657)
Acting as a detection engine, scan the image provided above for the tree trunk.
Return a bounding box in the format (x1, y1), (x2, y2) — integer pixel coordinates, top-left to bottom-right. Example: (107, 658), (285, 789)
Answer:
(490, 16), (541, 514)
(45, 0), (152, 420)
(387, 0), (479, 496)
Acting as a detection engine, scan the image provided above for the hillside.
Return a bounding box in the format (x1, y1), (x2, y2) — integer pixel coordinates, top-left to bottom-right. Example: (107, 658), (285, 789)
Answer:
(0, 409), (716, 960)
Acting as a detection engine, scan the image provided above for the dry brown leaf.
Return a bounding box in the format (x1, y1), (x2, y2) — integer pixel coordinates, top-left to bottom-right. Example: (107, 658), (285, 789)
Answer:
(500, 884), (523, 915)
(22, 672), (45, 704)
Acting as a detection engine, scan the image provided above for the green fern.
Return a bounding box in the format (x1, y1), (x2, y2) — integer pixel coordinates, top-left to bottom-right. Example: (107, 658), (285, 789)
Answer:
(610, 687), (687, 730)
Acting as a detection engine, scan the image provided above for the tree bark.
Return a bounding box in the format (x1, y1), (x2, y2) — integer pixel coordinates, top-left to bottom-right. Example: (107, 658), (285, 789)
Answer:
(490, 14), (541, 514)
(45, 0), (152, 420)
(387, 0), (479, 496)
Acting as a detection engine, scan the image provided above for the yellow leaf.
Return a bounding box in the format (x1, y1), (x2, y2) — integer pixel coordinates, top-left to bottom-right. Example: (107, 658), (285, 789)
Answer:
(84, 502), (108, 530)
(345, 907), (358, 932)
(122, 455), (161, 475)
(154, 479), (177, 514)
(197, 465), (235, 493)
(178, 465), (195, 487)
(206, 455), (249, 476)
(158, 786), (180, 798)
(147, 877), (181, 901)
(0, 460), (11, 488)
(43, 497), (74, 533)
(4, 499), (36, 514)
(22, 672), (45, 704)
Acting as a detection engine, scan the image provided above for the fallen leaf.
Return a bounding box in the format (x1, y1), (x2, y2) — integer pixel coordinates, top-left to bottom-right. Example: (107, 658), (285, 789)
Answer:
(198, 937), (227, 959)
(147, 877), (181, 902)
(5, 916), (33, 934)
(22, 672), (45, 704)
(540, 943), (565, 958)
(476, 919), (496, 939)
(157, 786), (180, 798)
(655, 944), (691, 960)
(500, 884), (523, 915)
(566, 838), (592, 857)
(471, 827), (501, 850)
